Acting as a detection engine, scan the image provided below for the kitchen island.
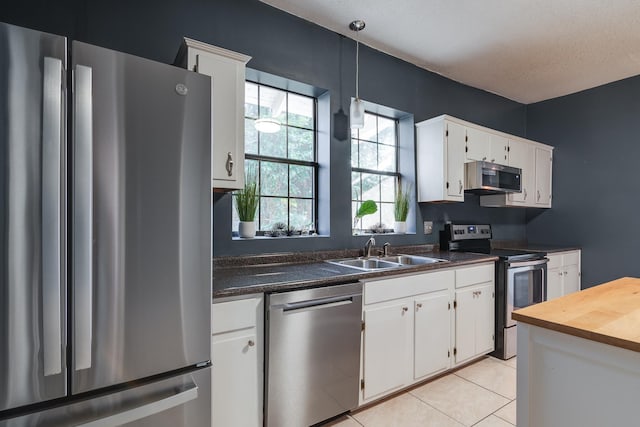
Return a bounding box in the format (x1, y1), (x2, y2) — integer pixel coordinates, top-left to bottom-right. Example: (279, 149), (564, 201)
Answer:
(513, 277), (640, 427)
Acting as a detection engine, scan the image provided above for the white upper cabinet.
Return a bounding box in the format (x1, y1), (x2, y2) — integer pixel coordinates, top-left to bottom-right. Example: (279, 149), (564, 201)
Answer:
(176, 38), (251, 191)
(465, 127), (491, 162)
(535, 146), (553, 207)
(416, 115), (553, 206)
(416, 117), (465, 202)
(490, 133), (509, 164)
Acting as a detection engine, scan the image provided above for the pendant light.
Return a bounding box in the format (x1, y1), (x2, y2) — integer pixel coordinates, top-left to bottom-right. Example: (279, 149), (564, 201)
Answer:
(349, 20), (366, 129)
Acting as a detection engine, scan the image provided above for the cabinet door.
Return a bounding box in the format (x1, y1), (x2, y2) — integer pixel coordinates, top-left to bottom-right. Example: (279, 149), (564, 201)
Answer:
(454, 286), (477, 364)
(535, 147), (553, 207)
(547, 267), (563, 301)
(465, 127), (491, 162)
(195, 52), (245, 189)
(212, 332), (260, 427)
(563, 264), (580, 295)
(490, 134), (509, 164)
(474, 283), (495, 355)
(507, 139), (535, 205)
(362, 301), (412, 400)
(446, 121), (466, 200)
(414, 291), (451, 380)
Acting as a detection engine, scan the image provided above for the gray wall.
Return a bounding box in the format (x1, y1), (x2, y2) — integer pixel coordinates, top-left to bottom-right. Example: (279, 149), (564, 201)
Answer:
(1, 0), (530, 257)
(526, 75), (640, 288)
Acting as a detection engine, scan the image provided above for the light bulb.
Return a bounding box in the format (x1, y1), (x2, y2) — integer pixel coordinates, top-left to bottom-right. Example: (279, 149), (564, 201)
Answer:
(350, 98), (365, 129)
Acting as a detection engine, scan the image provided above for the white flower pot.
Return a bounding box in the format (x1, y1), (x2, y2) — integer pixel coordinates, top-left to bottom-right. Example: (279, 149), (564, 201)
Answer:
(394, 221), (407, 234)
(239, 221), (256, 238)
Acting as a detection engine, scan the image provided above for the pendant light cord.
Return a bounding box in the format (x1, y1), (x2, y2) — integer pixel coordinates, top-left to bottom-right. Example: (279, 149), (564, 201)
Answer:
(355, 40), (360, 99)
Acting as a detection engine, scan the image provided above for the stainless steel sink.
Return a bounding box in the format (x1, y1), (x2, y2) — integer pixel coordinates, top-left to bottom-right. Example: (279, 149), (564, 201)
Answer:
(379, 254), (447, 265)
(329, 258), (401, 271)
(326, 254), (447, 271)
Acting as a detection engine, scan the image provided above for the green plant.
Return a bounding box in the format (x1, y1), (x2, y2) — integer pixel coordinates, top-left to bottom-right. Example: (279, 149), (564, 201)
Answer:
(353, 200), (378, 229)
(234, 167), (259, 222)
(394, 184), (412, 221)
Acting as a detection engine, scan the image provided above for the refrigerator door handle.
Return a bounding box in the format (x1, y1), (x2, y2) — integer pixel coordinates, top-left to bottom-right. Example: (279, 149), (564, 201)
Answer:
(75, 382), (199, 427)
(42, 56), (64, 377)
(73, 64), (94, 371)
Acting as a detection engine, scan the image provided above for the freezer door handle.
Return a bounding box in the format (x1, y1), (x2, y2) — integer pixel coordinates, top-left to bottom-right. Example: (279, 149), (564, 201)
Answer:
(73, 64), (94, 371)
(75, 382), (199, 427)
(42, 56), (64, 376)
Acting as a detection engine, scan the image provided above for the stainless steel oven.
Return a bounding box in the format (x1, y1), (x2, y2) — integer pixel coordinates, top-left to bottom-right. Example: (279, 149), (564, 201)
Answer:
(505, 258), (547, 328)
(500, 257), (547, 359)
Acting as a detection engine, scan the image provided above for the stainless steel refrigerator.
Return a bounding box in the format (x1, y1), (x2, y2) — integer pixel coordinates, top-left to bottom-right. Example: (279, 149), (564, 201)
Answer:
(0, 22), (212, 426)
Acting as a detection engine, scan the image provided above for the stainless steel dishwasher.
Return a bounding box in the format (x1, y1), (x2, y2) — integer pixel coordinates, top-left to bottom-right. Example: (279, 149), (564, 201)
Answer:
(266, 282), (363, 427)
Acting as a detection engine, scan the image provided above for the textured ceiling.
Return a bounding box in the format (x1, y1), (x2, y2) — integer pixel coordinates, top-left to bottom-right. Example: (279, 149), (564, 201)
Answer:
(260, 0), (640, 104)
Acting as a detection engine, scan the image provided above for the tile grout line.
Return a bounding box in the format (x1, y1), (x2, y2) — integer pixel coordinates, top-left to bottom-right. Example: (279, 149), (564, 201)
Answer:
(406, 389), (467, 426)
(452, 370), (516, 401)
(346, 414), (365, 426)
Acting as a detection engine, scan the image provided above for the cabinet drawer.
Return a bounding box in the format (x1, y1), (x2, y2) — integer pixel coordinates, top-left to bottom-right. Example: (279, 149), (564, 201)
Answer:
(455, 263), (494, 288)
(546, 253), (562, 269)
(364, 270), (454, 305)
(563, 250), (580, 266)
(212, 297), (259, 334)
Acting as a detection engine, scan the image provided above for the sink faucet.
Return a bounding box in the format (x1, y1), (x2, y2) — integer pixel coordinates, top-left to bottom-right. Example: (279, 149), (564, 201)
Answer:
(383, 242), (391, 257)
(364, 237), (376, 258)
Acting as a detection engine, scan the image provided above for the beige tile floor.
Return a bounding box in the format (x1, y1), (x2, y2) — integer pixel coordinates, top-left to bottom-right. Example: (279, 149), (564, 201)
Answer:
(324, 356), (517, 427)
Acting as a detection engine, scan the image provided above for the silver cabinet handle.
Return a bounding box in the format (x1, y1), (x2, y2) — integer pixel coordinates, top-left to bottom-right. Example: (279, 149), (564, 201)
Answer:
(416, 303), (423, 310)
(523, 188), (528, 200)
(76, 383), (198, 427)
(248, 340), (255, 347)
(402, 306), (408, 312)
(226, 152), (233, 177)
(73, 64), (94, 371)
(537, 190), (541, 201)
(458, 180), (463, 194)
(42, 56), (64, 377)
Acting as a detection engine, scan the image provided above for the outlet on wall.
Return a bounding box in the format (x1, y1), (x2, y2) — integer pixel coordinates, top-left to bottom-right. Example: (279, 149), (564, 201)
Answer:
(423, 221), (433, 234)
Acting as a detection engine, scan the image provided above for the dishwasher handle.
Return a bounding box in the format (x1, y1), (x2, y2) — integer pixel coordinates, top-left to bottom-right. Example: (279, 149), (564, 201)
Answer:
(282, 295), (356, 314)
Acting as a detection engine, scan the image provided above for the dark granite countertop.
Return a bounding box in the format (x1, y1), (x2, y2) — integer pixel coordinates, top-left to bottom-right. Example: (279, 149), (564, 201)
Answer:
(501, 244), (582, 254)
(213, 249), (497, 299)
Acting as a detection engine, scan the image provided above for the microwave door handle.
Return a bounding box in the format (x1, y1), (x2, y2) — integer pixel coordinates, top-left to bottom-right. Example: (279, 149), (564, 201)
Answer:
(42, 56), (64, 376)
(73, 64), (93, 370)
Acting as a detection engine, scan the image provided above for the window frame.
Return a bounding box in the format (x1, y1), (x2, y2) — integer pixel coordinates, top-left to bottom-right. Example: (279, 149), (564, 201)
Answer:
(351, 111), (401, 232)
(240, 81), (319, 235)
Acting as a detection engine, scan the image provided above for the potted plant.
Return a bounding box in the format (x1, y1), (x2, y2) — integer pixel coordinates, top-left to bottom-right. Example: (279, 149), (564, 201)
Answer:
(353, 200), (378, 234)
(394, 184), (411, 233)
(235, 167), (259, 238)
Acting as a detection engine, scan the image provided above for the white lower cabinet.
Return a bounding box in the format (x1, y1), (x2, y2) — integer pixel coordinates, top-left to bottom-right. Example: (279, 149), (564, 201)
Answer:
(362, 299), (413, 401)
(211, 295), (263, 427)
(546, 250), (581, 300)
(359, 263), (494, 405)
(414, 289), (452, 379)
(454, 281), (495, 366)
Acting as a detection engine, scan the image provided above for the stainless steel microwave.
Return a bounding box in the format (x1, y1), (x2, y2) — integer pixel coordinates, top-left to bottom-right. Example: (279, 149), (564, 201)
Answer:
(465, 161), (522, 194)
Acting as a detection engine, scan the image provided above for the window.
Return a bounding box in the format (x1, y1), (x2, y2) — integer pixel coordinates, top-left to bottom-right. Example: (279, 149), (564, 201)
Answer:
(235, 82), (317, 234)
(351, 112), (399, 231)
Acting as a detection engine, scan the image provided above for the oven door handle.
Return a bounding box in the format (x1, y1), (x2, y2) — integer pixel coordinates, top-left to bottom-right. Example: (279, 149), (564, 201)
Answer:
(507, 258), (548, 268)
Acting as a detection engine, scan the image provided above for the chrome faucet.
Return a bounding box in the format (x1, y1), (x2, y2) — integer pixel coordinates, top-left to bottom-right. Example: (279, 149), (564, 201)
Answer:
(383, 242), (391, 257)
(364, 237), (376, 258)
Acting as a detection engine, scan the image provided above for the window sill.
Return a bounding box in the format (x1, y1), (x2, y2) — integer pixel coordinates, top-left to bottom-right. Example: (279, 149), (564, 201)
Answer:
(232, 234), (330, 241)
(352, 231), (417, 236)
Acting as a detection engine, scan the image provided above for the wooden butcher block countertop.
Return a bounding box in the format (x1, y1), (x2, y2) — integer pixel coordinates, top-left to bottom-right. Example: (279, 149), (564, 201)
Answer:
(512, 277), (640, 353)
